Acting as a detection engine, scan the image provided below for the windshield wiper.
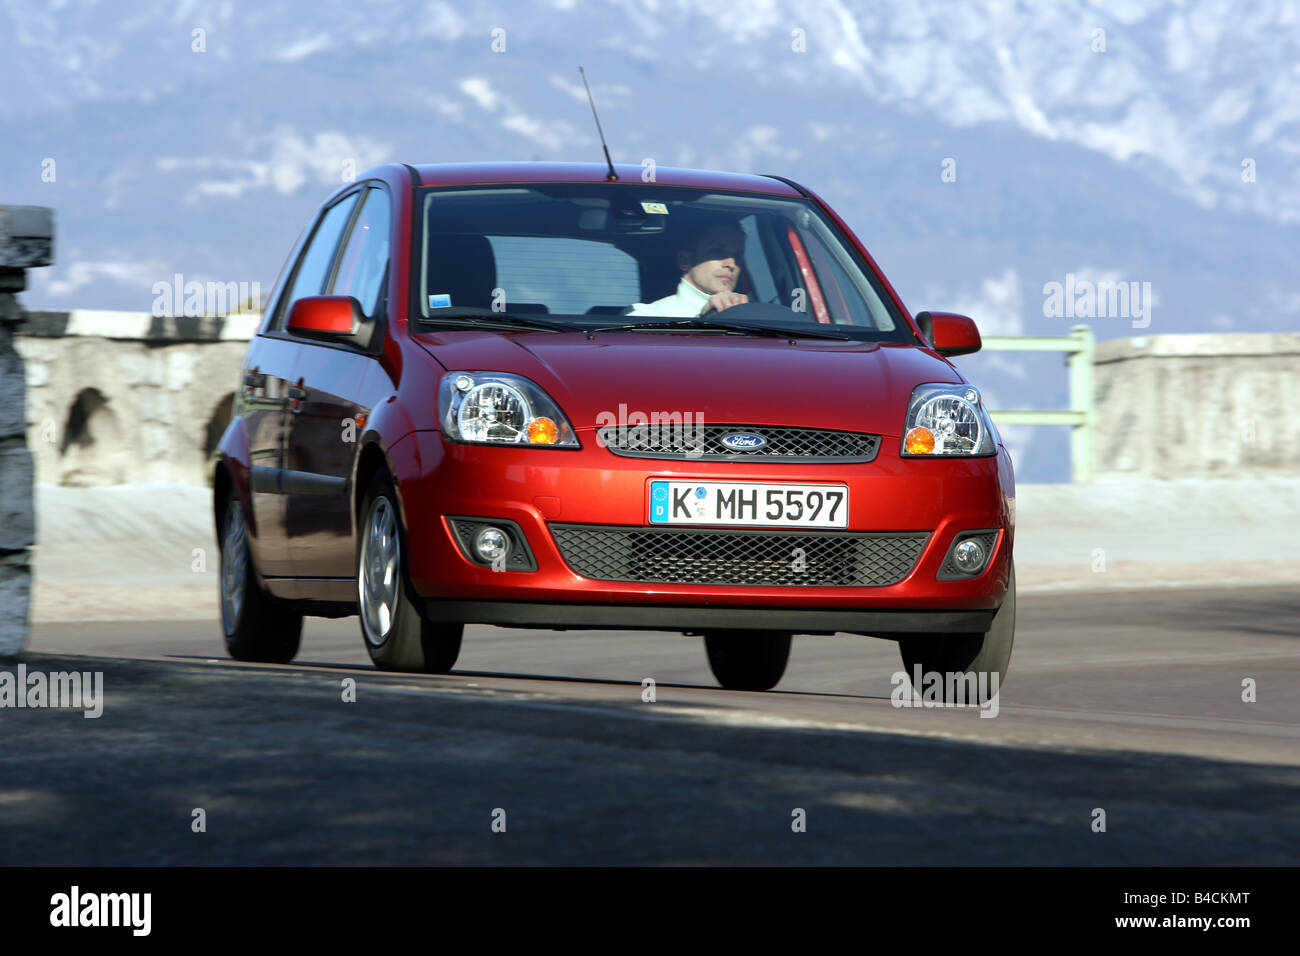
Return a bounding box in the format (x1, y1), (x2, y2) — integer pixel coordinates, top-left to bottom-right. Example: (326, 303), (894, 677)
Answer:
(594, 318), (853, 341)
(418, 309), (571, 333)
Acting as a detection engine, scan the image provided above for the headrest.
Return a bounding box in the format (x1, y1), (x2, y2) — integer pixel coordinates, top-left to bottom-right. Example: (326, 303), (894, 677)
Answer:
(426, 234), (497, 309)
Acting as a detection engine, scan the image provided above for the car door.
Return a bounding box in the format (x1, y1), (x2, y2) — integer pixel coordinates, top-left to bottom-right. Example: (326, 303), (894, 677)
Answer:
(241, 333), (300, 578)
(250, 189), (363, 581)
(283, 185), (391, 584)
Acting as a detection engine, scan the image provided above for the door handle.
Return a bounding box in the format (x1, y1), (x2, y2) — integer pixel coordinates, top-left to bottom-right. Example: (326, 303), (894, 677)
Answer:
(288, 378), (308, 413)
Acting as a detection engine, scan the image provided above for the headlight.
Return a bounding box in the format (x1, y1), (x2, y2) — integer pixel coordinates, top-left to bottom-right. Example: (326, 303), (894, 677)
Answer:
(901, 384), (997, 457)
(438, 372), (580, 447)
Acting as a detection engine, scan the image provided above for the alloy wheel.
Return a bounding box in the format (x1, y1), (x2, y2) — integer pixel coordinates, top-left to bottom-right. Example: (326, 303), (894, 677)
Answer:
(360, 496), (401, 645)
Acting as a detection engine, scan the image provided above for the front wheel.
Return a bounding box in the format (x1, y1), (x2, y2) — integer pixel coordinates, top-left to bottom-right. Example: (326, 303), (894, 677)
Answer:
(897, 565), (1016, 704)
(357, 471), (462, 673)
(703, 630), (792, 691)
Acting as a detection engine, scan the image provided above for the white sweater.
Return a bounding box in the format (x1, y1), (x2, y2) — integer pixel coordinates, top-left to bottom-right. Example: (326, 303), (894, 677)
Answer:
(625, 277), (712, 317)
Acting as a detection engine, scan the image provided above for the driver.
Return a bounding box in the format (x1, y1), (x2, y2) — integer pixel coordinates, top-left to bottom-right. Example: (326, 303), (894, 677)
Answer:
(626, 223), (749, 317)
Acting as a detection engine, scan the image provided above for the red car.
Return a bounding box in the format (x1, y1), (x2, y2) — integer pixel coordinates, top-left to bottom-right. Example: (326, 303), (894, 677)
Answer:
(214, 162), (1015, 698)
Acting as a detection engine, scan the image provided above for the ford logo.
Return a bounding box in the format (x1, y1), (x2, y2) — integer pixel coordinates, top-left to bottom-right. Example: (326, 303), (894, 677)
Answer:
(721, 432), (767, 450)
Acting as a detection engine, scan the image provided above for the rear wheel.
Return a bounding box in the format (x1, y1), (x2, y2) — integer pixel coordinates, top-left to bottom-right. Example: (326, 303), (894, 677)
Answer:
(898, 564), (1015, 704)
(357, 471), (462, 673)
(218, 488), (302, 663)
(703, 630), (792, 691)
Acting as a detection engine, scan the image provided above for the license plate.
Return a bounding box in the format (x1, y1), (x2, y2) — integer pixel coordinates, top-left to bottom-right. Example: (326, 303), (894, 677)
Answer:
(648, 481), (849, 528)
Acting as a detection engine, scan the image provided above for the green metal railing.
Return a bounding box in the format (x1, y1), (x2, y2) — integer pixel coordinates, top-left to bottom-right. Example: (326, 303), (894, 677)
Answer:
(981, 324), (1095, 481)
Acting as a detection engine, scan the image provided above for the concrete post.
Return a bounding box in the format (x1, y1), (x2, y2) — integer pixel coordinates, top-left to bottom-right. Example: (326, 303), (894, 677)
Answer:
(0, 206), (54, 660)
(1068, 324), (1095, 482)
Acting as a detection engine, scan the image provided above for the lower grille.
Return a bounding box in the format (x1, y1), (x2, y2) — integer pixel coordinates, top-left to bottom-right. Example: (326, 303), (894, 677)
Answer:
(550, 523), (929, 587)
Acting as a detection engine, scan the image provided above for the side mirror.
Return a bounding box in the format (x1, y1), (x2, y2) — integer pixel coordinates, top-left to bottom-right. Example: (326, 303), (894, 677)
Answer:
(287, 295), (362, 340)
(914, 311), (982, 357)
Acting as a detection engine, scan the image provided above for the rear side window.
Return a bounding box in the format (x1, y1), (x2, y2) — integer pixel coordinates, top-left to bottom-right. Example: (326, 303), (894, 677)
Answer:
(485, 236), (640, 315)
(276, 192), (361, 329)
(330, 188), (391, 317)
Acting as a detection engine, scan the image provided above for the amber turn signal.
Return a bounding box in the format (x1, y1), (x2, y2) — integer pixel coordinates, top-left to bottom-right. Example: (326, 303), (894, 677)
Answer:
(527, 417), (559, 444)
(904, 426), (935, 454)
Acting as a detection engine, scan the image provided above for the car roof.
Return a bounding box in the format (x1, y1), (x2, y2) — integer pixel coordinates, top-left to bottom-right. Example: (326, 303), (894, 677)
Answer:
(404, 162), (805, 197)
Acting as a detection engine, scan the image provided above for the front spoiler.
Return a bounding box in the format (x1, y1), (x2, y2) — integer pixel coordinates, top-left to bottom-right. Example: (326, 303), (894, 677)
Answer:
(422, 599), (997, 636)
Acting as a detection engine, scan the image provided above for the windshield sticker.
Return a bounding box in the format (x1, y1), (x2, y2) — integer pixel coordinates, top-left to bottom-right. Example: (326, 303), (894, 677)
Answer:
(428, 293), (452, 309)
(640, 202), (669, 215)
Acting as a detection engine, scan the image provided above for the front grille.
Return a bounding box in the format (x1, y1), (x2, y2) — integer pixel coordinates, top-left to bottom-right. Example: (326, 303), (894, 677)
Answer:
(597, 423), (880, 462)
(550, 523), (928, 587)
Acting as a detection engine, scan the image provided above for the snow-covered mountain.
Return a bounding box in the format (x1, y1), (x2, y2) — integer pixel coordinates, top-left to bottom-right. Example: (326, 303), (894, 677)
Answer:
(2, 0), (1297, 480)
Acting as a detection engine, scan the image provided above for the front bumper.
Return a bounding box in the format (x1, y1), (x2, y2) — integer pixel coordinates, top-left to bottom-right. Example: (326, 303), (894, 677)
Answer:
(422, 598), (995, 636)
(390, 428), (1014, 628)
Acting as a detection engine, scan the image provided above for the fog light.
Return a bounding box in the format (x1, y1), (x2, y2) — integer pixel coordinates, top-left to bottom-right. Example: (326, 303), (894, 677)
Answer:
(952, 538), (986, 573)
(473, 527), (510, 563)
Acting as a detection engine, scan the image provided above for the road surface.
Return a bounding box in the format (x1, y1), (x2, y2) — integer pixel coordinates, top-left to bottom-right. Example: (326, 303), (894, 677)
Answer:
(5, 585), (1297, 864)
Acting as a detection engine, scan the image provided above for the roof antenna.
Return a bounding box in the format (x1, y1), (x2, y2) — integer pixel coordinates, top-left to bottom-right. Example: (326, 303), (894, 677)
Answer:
(579, 66), (618, 181)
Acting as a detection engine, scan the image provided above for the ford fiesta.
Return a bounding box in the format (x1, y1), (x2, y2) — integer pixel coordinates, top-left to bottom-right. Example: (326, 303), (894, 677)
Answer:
(214, 162), (1015, 699)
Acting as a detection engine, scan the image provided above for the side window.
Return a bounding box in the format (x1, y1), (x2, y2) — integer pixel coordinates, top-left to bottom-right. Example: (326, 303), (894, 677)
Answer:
(276, 191), (361, 329)
(802, 223), (894, 330)
(800, 228), (858, 326)
(329, 188), (391, 317)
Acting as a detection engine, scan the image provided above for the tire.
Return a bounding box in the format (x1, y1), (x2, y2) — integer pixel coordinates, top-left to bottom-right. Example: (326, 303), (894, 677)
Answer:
(356, 470), (463, 673)
(703, 630), (792, 691)
(897, 564), (1016, 704)
(218, 487), (302, 664)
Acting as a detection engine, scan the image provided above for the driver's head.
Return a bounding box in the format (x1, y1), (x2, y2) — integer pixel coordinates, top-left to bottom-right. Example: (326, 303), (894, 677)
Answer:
(677, 223), (745, 296)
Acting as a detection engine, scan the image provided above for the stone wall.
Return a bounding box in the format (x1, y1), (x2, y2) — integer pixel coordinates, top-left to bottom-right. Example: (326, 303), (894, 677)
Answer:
(0, 206), (54, 659)
(17, 310), (257, 487)
(1094, 333), (1300, 478)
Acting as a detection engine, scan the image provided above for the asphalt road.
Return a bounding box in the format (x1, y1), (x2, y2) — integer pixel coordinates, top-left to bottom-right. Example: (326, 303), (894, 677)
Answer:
(6, 585), (1298, 864)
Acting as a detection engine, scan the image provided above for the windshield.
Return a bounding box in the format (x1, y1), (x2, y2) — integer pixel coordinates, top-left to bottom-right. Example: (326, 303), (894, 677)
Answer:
(413, 183), (912, 341)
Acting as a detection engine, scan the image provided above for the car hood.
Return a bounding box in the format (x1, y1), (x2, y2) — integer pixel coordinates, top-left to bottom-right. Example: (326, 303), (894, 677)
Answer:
(411, 330), (963, 437)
